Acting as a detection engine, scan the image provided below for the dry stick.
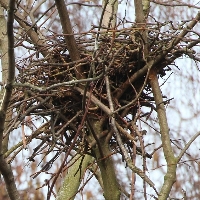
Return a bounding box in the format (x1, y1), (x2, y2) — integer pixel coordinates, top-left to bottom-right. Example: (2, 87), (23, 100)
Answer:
(130, 125), (137, 200)
(134, 123), (147, 198)
(38, 57), (89, 67)
(67, 2), (101, 7)
(13, 72), (104, 92)
(150, 0), (200, 9)
(113, 60), (154, 114)
(131, 63), (148, 199)
(95, 0), (109, 43)
(104, 68), (157, 193)
(4, 122), (49, 160)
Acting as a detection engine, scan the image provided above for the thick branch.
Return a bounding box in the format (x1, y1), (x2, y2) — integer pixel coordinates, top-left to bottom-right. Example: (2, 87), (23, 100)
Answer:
(0, 0), (15, 152)
(134, 0), (148, 56)
(0, 6), (10, 154)
(0, 155), (21, 200)
(0, 1), (21, 200)
(149, 70), (174, 159)
(55, 0), (84, 79)
(0, 0), (49, 58)
(102, 0), (118, 28)
(92, 120), (120, 200)
(56, 154), (94, 200)
(149, 69), (177, 200)
(134, 0), (145, 24)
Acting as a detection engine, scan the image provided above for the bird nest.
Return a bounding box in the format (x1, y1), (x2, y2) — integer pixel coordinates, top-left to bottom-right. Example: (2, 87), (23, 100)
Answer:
(9, 27), (173, 174)
(15, 29), (153, 112)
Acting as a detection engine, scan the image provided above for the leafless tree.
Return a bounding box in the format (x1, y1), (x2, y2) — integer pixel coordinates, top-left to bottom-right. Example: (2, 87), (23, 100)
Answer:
(0, 0), (199, 200)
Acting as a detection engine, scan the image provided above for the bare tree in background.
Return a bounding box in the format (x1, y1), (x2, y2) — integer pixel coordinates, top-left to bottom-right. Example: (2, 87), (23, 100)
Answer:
(0, 0), (199, 200)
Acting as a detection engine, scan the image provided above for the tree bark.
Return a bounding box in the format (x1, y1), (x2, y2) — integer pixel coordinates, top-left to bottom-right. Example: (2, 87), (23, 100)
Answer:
(0, 1), (21, 200)
(92, 120), (120, 200)
(55, 0), (84, 79)
(149, 69), (177, 200)
(102, 0), (118, 28)
(56, 154), (94, 200)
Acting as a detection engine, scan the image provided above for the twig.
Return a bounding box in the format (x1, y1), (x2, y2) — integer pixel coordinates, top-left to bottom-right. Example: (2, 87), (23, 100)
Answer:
(113, 60), (153, 113)
(13, 72), (104, 92)
(75, 86), (112, 116)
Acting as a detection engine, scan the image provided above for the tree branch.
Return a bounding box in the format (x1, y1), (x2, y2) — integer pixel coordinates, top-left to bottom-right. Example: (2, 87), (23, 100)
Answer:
(102, 0), (118, 28)
(13, 71), (104, 92)
(56, 154), (95, 200)
(0, 0), (49, 58)
(153, 11), (200, 66)
(149, 69), (177, 200)
(177, 131), (200, 163)
(55, 0), (84, 79)
(0, 1), (21, 199)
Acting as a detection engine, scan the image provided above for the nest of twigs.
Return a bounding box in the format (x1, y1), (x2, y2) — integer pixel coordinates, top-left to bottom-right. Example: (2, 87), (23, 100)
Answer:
(9, 27), (173, 176)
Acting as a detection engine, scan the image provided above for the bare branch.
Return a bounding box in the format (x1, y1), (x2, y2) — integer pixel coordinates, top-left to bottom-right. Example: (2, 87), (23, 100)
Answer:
(55, 0), (83, 79)
(0, 1), (21, 199)
(102, 0), (118, 28)
(177, 131), (200, 163)
(149, 69), (177, 200)
(150, 0), (200, 9)
(13, 72), (104, 92)
(154, 11), (200, 66)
